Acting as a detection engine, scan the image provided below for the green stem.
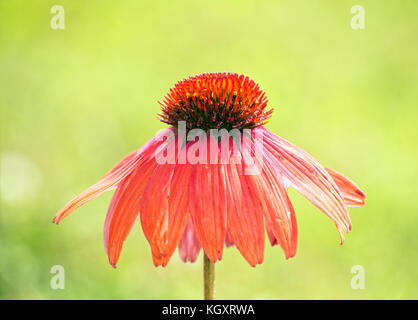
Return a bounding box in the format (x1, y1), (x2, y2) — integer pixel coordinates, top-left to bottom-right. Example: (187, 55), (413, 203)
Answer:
(203, 253), (215, 300)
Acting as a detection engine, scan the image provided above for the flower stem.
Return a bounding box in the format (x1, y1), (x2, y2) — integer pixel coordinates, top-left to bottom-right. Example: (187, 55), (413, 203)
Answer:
(203, 253), (215, 300)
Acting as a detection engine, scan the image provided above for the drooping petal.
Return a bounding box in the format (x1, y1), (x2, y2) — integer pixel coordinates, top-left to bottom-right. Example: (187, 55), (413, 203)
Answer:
(163, 161), (193, 264)
(241, 131), (297, 258)
(254, 165), (298, 258)
(260, 127), (351, 241)
(266, 223), (280, 246)
(288, 199), (298, 255)
(178, 217), (202, 262)
(104, 145), (158, 267)
(103, 149), (140, 177)
(224, 231), (234, 248)
(222, 138), (265, 267)
(326, 168), (366, 207)
(139, 136), (192, 267)
(53, 130), (170, 224)
(189, 134), (227, 263)
(139, 163), (174, 266)
(263, 162), (298, 257)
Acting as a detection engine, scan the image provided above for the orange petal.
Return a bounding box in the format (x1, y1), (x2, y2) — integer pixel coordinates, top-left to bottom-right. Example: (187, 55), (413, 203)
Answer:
(53, 152), (139, 224)
(53, 128), (173, 224)
(257, 166), (298, 258)
(326, 168), (366, 207)
(224, 230), (234, 248)
(261, 127), (351, 242)
(178, 217), (202, 262)
(241, 132), (296, 259)
(102, 149), (139, 177)
(189, 134), (227, 263)
(139, 137), (192, 267)
(223, 141), (265, 267)
(104, 151), (158, 267)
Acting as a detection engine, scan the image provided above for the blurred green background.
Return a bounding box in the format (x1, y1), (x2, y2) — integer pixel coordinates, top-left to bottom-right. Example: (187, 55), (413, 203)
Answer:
(0, 0), (417, 299)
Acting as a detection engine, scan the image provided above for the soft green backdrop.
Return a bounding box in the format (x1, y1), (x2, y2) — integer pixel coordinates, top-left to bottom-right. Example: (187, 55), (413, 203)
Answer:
(0, 0), (417, 299)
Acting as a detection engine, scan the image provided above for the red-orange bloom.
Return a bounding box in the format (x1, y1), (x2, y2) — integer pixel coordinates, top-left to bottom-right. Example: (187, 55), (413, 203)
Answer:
(54, 73), (366, 268)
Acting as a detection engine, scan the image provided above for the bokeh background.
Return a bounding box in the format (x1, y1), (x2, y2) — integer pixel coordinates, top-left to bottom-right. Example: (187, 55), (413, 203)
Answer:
(0, 0), (417, 299)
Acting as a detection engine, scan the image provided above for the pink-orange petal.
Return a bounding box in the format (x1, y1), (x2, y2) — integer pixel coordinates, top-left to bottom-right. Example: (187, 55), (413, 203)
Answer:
(139, 137), (192, 267)
(325, 168), (366, 207)
(224, 230), (234, 248)
(223, 143), (265, 267)
(178, 217), (202, 263)
(261, 127), (351, 242)
(189, 135), (227, 263)
(240, 133), (294, 259)
(53, 132), (167, 224)
(104, 149), (158, 267)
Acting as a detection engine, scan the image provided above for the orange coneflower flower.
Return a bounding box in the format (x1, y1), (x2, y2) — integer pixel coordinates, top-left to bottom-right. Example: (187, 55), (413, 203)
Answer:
(54, 73), (365, 273)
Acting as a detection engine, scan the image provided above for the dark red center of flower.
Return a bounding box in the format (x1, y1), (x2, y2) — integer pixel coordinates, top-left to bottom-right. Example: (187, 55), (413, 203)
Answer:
(158, 73), (273, 131)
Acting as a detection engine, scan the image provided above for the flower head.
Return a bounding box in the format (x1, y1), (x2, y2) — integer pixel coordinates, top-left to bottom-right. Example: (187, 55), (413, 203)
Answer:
(54, 72), (366, 268)
(158, 73), (272, 131)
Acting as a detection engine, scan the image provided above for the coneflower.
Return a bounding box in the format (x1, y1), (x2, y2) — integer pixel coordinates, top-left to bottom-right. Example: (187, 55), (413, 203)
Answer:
(54, 72), (366, 299)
